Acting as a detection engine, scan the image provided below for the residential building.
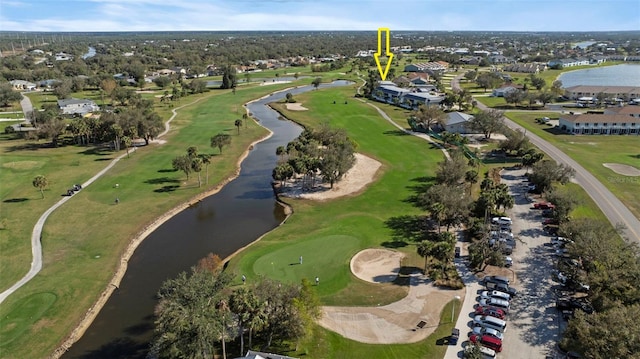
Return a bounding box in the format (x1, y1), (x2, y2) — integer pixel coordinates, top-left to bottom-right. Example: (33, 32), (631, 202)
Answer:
(55, 52), (73, 61)
(492, 85), (519, 97)
(404, 62), (446, 74)
(372, 83), (444, 109)
(443, 112), (475, 134)
(604, 105), (640, 118)
(558, 113), (639, 135)
(9, 80), (37, 91)
(548, 58), (589, 68)
(503, 63), (547, 73)
(58, 98), (100, 115)
(563, 85), (640, 101)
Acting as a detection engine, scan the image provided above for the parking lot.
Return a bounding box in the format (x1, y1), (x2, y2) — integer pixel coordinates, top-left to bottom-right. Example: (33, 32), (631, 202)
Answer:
(499, 167), (562, 358)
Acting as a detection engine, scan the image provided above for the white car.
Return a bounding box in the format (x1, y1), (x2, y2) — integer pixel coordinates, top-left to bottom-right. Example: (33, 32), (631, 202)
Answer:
(472, 326), (504, 340)
(480, 290), (511, 301)
(505, 256), (513, 267)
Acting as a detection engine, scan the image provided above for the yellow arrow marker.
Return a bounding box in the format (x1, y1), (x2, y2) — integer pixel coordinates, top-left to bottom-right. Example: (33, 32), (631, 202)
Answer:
(374, 27), (394, 81)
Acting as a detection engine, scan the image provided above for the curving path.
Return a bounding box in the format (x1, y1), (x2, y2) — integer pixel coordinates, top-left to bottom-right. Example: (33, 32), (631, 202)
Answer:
(451, 74), (640, 243)
(0, 97), (206, 305)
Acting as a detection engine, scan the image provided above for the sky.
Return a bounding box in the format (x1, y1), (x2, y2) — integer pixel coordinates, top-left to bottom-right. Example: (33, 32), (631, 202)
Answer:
(1, 0), (639, 32)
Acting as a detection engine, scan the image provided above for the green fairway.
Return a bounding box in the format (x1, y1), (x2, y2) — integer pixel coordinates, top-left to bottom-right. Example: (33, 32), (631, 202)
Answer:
(0, 81), (320, 358)
(228, 85), (454, 356)
(0, 292), (57, 348)
(505, 111), (640, 219)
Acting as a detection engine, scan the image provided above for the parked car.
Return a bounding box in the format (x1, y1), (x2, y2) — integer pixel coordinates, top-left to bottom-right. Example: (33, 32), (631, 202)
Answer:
(491, 216), (512, 226)
(472, 326), (504, 341)
(534, 202), (555, 210)
(484, 275), (510, 286)
(556, 298), (594, 314)
(473, 315), (507, 333)
(449, 328), (459, 345)
(480, 290), (511, 301)
(470, 334), (503, 353)
(474, 305), (507, 320)
(478, 298), (510, 313)
(504, 256), (513, 267)
(486, 282), (519, 297)
(72, 184), (82, 191)
(543, 218), (560, 225)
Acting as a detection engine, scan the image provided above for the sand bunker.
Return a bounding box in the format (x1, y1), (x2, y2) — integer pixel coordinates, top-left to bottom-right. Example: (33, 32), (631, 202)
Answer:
(279, 153), (382, 201)
(351, 249), (404, 283)
(603, 163), (640, 176)
(319, 248), (464, 344)
(285, 103), (308, 111)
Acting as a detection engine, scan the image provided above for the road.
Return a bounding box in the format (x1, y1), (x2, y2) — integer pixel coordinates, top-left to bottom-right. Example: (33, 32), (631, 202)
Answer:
(451, 75), (640, 244)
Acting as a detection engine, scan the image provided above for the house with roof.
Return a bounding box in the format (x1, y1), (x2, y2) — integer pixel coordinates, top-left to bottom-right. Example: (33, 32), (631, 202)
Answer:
(548, 58), (589, 68)
(392, 76), (410, 87)
(58, 98), (100, 116)
(442, 112), (476, 134)
(563, 85), (640, 101)
(372, 82), (444, 109)
(404, 62), (446, 74)
(604, 105), (640, 118)
(558, 113), (639, 135)
(492, 85), (520, 97)
(503, 63), (547, 73)
(9, 80), (37, 91)
(55, 52), (73, 61)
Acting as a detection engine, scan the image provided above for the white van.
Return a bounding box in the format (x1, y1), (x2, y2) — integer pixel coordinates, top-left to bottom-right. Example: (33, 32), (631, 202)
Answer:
(480, 346), (497, 358)
(474, 315), (507, 333)
(491, 216), (512, 226)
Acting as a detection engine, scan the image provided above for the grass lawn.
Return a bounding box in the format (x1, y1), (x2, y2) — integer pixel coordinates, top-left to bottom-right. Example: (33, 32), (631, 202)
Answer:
(504, 111), (640, 219)
(227, 85), (455, 356)
(0, 81), (312, 358)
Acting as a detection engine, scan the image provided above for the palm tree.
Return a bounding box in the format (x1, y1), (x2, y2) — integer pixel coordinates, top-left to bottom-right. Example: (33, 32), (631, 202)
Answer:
(32, 175), (48, 199)
(216, 299), (229, 359)
(465, 169), (479, 195)
(200, 154), (211, 184)
(191, 157), (203, 187)
(429, 202), (446, 233)
(234, 119), (242, 134)
(122, 136), (132, 158)
(417, 240), (434, 273)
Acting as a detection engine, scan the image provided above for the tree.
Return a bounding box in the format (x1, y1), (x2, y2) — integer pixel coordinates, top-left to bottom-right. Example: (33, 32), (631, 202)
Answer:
(211, 133), (231, 153)
(504, 89), (526, 106)
(521, 149), (544, 172)
(234, 119), (243, 134)
(422, 183), (471, 231)
(311, 77), (322, 90)
(551, 80), (564, 98)
(545, 186), (579, 223)
(100, 79), (117, 104)
(529, 74), (546, 90)
(150, 268), (234, 359)
(153, 76), (172, 89)
(463, 343), (484, 359)
(32, 175), (48, 199)
(537, 91), (554, 107)
(412, 104), (447, 131)
(221, 65), (237, 89)
(467, 109), (505, 139)
(436, 150), (468, 186)
(561, 305), (640, 359)
(463, 69), (477, 82)
(200, 154), (211, 185)
(475, 72), (502, 92)
(122, 135), (132, 158)
(465, 169), (479, 195)
(191, 156), (203, 187)
(172, 155), (192, 180)
(0, 83), (23, 107)
(417, 240), (435, 273)
(52, 79), (72, 99)
(529, 160), (575, 193)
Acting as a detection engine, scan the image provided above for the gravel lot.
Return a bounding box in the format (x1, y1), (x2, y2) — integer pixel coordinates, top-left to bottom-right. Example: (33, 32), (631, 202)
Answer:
(500, 167), (564, 359)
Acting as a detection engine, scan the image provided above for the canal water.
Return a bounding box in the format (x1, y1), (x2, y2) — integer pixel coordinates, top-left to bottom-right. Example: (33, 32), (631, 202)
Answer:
(63, 80), (353, 359)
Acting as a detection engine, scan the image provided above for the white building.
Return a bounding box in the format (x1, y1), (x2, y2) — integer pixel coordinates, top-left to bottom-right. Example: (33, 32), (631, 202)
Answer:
(558, 113), (639, 135)
(563, 86), (640, 101)
(58, 98), (100, 115)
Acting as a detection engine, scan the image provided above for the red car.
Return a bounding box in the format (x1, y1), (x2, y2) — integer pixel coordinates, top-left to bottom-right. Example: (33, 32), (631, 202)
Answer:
(543, 218), (559, 225)
(470, 334), (503, 352)
(534, 202), (555, 210)
(474, 305), (506, 320)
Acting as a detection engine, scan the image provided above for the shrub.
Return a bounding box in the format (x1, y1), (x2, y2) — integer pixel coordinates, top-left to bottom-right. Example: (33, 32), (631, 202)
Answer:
(4, 125), (15, 134)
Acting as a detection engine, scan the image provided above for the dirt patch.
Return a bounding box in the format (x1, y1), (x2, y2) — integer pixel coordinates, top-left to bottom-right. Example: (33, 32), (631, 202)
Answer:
(285, 103), (308, 111)
(278, 153), (382, 201)
(2, 161), (44, 170)
(351, 249), (404, 283)
(603, 163), (640, 176)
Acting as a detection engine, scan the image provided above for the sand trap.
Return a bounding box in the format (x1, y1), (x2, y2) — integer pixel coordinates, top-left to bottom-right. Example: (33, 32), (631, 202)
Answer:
(351, 249), (404, 283)
(603, 163), (640, 176)
(279, 153), (382, 201)
(285, 103), (308, 111)
(319, 248), (464, 344)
